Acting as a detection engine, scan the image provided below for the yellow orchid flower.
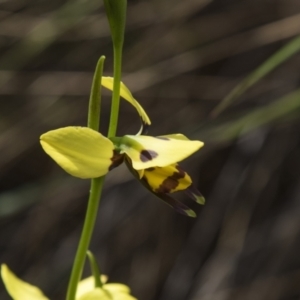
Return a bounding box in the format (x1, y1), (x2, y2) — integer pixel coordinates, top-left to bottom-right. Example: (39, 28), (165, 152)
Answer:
(114, 134), (205, 217)
(40, 78), (150, 179)
(40, 79), (205, 216)
(1, 264), (136, 300)
(40, 127), (204, 216)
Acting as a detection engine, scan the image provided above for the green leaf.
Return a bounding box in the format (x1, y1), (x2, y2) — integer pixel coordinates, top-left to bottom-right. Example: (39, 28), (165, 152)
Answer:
(204, 88), (300, 142)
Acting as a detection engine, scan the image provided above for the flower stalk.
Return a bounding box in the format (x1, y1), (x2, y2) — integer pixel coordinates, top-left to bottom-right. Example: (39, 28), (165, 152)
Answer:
(66, 0), (127, 297)
(108, 46), (123, 137)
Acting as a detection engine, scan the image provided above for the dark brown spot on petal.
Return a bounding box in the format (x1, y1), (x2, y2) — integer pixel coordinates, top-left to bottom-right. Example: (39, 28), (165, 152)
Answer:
(140, 150), (158, 162)
(146, 167), (155, 172)
(109, 150), (124, 171)
(155, 167), (186, 194)
(155, 136), (169, 140)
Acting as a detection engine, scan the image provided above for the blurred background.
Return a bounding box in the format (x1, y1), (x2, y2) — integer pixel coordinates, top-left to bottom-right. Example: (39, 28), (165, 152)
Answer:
(1, 0), (300, 299)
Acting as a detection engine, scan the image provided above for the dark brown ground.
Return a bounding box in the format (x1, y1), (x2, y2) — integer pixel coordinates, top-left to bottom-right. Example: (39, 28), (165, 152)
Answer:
(1, 0), (300, 299)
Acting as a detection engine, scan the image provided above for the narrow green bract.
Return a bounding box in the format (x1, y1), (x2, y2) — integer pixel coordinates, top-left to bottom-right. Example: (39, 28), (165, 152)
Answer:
(103, 0), (127, 48)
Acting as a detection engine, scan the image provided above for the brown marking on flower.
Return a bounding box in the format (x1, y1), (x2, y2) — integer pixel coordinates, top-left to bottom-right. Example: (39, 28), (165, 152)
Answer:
(140, 120), (150, 135)
(155, 166), (186, 194)
(140, 150), (158, 162)
(146, 167), (156, 172)
(109, 150), (124, 170)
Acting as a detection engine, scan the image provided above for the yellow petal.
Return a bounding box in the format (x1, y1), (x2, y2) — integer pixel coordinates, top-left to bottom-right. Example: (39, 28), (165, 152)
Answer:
(159, 133), (190, 140)
(119, 134), (204, 170)
(76, 275), (108, 299)
(77, 284), (136, 300)
(1, 264), (49, 300)
(40, 127), (115, 179)
(104, 283), (131, 294)
(143, 164), (192, 193)
(136, 169), (144, 179)
(104, 284), (137, 300)
(77, 288), (110, 300)
(101, 77), (151, 126)
(125, 158), (197, 217)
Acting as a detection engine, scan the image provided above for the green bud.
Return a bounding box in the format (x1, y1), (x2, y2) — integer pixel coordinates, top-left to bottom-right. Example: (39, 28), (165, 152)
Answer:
(103, 0), (127, 49)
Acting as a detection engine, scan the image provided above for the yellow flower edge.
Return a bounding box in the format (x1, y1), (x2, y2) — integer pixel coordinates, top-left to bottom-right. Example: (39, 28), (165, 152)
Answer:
(101, 76), (151, 126)
(1, 264), (137, 300)
(77, 288), (111, 300)
(76, 275), (108, 298)
(1, 264), (49, 300)
(77, 276), (136, 300)
(119, 134), (204, 170)
(77, 288), (136, 300)
(40, 127), (115, 179)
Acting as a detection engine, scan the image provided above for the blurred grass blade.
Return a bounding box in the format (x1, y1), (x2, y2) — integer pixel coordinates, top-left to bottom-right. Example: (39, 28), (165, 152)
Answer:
(206, 88), (300, 142)
(211, 35), (300, 117)
(0, 0), (101, 88)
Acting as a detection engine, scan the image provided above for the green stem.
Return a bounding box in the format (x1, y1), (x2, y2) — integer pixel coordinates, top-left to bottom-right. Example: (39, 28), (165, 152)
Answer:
(66, 57), (105, 300)
(66, 0), (126, 295)
(66, 178), (105, 300)
(107, 45), (123, 137)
